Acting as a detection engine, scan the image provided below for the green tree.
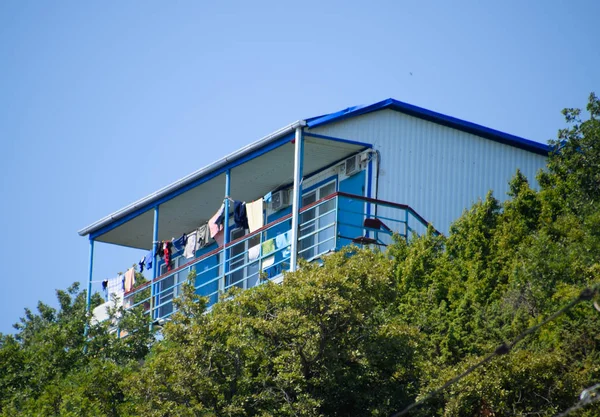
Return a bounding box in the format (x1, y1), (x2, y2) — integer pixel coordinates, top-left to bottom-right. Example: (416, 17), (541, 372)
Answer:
(2, 94), (600, 417)
(126, 249), (421, 417)
(0, 282), (153, 416)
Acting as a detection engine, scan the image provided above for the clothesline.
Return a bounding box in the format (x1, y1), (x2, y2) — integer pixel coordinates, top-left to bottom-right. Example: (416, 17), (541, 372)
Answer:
(97, 190), (275, 299)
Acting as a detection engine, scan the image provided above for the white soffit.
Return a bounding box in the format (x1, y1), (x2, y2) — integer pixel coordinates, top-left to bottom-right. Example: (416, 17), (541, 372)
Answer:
(94, 138), (366, 249)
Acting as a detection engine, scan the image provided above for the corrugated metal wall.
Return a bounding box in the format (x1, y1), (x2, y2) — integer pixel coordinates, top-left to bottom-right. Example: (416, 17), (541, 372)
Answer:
(310, 109), (548, 234)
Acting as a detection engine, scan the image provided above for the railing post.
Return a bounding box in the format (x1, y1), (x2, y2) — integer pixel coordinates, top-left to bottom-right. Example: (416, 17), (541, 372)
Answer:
(405, 208), (409, 243)
(290, 126), (304, 272)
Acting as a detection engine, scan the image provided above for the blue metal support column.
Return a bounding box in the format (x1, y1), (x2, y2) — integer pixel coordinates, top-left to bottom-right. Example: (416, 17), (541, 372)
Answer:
(223, 169), (231, 246)
(84, 238), (95, 337)
(365, 157), (373, 238)
(223, 170), (231, 285)
(151, 206), (159, 319)
(85, 238), (95, 313)
(290, 127), (304, 272)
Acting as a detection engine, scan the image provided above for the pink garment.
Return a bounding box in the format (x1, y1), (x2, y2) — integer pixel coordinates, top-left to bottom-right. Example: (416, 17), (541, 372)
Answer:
(209, 204), (224, 238)
(124, 267), (136, 292)
(214, 230), (224, 247)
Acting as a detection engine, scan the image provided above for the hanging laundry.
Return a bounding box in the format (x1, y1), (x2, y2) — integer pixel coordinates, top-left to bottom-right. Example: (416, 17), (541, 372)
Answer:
(156, 242), (164, 259)
(215, 208), (226, 228)
(261, 238), (275, 256)
(138, 257), (145, 273)
(184, 230), (197, 259)
(172, 234), (187, 252)
(263, 191), (272, 203)
(163, 241), (172, 271)
(197, 223), (210, 248)
(124, 267), (136, 292)
(214, 229), (224, 247)
(275, 231), (291, 249)
(248, 244), (260, 261)
(106, 275), (124, 305)
(246, 198), (264, 233)
(101, 280), (109, 299)
(233, 200), (249, 229)
(144, 251), (153, 270)
(261, 255), (275, 271)
(209, 204), (224, 238)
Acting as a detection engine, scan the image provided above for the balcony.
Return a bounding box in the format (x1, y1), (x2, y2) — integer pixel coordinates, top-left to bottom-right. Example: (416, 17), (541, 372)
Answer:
(123, 192), (434, 321)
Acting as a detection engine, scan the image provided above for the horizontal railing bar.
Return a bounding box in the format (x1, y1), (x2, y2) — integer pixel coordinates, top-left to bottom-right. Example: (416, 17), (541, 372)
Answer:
(298, 221), (336, 242)
(337, 192), (438, 234)
(136, 193), (341, 294)
(120, 192), (437, 322)
(298, 234), (336, 255)
(335, 221), (399, 235)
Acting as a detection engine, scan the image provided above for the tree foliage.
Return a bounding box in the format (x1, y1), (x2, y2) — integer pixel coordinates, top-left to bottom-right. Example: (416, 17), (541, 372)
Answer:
(1, 93), (599, 416)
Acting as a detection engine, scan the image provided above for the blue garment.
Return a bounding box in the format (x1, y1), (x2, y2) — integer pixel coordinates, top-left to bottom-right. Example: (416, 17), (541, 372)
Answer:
(233, 201), (249, 229)
(215, 204), (226, 227)
(264, 191), (272, 203)
(275, 231), (290, 249)
(173, 234), (187, 251)
(144, 251), (153, 270)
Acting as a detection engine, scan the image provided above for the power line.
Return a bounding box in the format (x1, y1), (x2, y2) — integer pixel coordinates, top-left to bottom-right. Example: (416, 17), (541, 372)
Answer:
(554, 383), (600, 417)
(390, 285), (599, 417)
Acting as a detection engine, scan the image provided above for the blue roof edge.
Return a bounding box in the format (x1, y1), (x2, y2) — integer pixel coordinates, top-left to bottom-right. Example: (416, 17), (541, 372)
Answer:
(306, 98), (550, 156)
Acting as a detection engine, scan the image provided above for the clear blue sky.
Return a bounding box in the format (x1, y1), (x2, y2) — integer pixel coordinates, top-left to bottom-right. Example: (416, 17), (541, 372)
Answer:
(0, 1), (598, 333)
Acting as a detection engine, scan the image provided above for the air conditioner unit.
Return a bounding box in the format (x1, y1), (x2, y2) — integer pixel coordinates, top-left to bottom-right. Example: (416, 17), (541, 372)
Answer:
(270, 189), (291, 212)
(344, 155), (361, 177)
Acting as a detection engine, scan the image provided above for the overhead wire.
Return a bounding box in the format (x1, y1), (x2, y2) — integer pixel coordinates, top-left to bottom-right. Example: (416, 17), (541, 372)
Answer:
(389, 284), (599, 417)
(554, 383), (600, 417)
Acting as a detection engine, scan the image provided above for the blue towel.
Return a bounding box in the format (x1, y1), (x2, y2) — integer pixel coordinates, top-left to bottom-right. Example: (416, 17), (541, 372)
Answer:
(173, 234), (187, 251)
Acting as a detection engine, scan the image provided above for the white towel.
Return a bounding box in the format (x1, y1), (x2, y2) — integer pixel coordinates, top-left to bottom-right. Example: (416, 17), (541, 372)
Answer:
(184, 230), (197, 259)
(248, 244), (260, 261)
(246, 198), (264, 233)
(261, 255), (274, 271)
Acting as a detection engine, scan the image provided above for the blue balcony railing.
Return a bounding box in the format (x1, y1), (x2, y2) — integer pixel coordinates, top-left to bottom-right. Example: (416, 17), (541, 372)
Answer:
(123, 192), (436, 321)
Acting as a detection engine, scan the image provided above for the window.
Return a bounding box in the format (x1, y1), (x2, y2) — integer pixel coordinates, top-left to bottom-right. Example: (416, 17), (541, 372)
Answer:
(226, 227), (260, 291)
(298, 180), (336, 260)
(157, 255), (190, 318)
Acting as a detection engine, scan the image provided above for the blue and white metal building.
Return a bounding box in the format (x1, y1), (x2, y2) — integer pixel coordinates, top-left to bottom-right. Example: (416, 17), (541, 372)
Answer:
(79, 98), (549, 321)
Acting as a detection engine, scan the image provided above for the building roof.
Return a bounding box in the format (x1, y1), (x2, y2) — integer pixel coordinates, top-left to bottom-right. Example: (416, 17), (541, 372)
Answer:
(306, 98), (550, 156)
(78, 98), (550, 240)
